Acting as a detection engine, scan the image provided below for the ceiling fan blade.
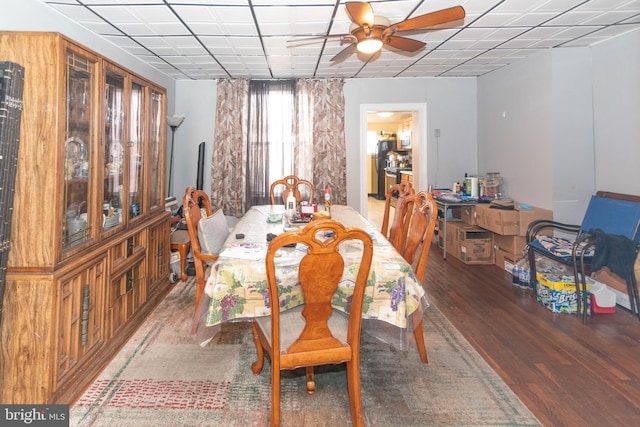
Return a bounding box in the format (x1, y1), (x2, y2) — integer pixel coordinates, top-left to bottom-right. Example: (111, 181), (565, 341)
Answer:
(384, 36), (426, 52)
(390, 6), (465, 33)
(330, 44), (357, 62)
(345, 2), (375, 27)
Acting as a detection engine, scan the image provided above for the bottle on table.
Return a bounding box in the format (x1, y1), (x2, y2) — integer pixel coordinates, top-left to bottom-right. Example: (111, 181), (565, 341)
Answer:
(286, 191), (296, 217)
(324, 186), (331, 213)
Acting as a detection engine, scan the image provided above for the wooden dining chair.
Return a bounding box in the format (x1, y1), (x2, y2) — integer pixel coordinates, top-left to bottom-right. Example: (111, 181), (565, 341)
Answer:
(183, 186), (228, 334)
(250, 219), (374, 427)
(394, 191), (438, 364)
(269, 175), (314, 205)
(380, 181), (415, 249)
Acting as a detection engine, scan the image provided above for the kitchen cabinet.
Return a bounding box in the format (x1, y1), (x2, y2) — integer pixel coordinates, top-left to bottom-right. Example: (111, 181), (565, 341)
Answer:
(397, 118), (412, 150)
(0, 32), (171, 404)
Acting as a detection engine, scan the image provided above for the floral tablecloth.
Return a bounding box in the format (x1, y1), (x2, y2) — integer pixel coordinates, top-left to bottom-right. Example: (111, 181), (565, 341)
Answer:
(204, 205), (429, 333)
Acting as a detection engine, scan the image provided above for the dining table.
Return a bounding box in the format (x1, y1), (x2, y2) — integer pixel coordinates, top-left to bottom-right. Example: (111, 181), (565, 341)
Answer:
(201, 204), (430, 350)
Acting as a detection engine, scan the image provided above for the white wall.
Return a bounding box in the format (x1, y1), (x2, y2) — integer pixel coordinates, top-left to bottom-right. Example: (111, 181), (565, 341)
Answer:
(478, 50), (555, 209)
(172, 80), (218, 201)
(550, 48), (595, 222)
(477, 48), (596, 224)
(477, 28), (640, 225)
(591, 29), (640, 195)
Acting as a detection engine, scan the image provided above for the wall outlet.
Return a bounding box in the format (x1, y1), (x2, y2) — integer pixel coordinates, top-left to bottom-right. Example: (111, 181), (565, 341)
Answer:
(434, 128), (441, 137)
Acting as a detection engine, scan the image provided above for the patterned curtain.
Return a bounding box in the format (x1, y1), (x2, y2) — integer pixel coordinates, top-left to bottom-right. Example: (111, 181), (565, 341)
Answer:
(211, 78), (346, 215)
(296, 79), (347, 206)
(210, 79), (249, 217)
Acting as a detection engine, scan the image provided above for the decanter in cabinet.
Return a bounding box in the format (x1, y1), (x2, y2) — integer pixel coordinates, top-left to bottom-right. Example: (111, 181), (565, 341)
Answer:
(0, 32), (171, 405)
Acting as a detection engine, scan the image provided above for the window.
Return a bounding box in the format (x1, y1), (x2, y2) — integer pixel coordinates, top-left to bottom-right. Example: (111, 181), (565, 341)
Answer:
(246, 80), (295, 206)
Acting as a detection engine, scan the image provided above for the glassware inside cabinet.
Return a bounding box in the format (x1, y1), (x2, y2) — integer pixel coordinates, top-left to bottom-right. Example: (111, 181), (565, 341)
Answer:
(103, 69), (125, 230)
(149, 88), (164, 211)
(128, 81), (145, 220)
(63, 51), (94, 249)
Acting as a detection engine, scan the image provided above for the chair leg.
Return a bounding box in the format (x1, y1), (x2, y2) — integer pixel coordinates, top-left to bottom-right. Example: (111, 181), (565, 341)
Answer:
(346, 360), (364, 427)
(625, 273), (640, 319)
(250, 321), (265, 375)
(305, 366), (315, 395)
(412, 309), (428, 364)
(271, 366), (281, 427)
(190, 278), (205, 334)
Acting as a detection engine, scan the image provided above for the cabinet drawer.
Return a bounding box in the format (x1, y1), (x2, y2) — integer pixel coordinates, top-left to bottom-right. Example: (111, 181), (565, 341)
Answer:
(111, 231), (146, 271)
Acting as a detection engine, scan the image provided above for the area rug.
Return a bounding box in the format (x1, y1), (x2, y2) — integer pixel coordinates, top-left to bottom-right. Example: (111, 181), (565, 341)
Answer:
(71, 278), (541, 427)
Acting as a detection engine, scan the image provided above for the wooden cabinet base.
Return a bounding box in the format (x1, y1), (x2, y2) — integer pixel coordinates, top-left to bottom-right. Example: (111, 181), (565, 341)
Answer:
(1, 214), (172, 404)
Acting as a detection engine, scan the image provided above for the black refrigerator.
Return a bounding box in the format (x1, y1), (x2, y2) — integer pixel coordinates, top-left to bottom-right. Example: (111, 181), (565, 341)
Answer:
(375, 138), (394, 199)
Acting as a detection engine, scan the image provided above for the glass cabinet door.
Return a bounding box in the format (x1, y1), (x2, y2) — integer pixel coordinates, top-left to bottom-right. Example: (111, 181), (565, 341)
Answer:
(148, 88), (164, 211)
(63, 50), (95, 250)
(128, 80), (145, 220)
(103, 68), (126, 230)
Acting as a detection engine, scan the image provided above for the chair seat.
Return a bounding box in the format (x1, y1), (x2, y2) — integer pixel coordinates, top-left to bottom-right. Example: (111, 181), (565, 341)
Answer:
(533, 235), (595, 258)
(528, 237), (593, 266)
(255, 306), (349, 351)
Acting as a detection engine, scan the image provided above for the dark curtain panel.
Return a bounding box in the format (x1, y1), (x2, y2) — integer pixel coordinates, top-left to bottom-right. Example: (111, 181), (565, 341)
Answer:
(246, 80), (295, 208)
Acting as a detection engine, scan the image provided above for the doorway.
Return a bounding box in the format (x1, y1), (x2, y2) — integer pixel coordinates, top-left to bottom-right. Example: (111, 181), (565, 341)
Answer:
(359, 103), (427, 218)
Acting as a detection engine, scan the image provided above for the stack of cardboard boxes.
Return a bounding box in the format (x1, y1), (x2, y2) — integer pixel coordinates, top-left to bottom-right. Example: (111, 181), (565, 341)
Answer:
(437, 202), (553, 268)
(475, 204), (553, 271)
(437, 206), (494, 265)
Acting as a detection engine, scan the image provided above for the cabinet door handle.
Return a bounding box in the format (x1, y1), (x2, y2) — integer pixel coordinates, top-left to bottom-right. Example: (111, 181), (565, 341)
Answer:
(81, 284), (90, 346)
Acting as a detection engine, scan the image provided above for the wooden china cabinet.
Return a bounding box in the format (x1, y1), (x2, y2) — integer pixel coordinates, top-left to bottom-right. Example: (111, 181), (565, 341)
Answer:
(0, 32), (172, 404)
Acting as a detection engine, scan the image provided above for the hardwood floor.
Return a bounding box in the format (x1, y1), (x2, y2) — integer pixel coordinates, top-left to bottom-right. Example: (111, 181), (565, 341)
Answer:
(422, 241), (640, 426)
(366, 196), (640, 426)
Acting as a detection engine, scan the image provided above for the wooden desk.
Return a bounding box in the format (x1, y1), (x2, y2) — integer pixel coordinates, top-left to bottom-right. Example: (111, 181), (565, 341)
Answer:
(170, 229), (191, 282)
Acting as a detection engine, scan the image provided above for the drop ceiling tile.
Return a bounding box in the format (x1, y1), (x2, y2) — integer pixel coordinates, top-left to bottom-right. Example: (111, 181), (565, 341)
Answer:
(37, 0), (640, 79)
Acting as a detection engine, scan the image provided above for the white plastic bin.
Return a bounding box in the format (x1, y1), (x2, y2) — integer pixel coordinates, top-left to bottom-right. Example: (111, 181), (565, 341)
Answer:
(586, 276), (616, 313)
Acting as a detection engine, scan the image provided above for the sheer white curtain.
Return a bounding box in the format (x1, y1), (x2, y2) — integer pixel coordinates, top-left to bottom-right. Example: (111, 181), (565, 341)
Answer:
(246, 80), (296, 207)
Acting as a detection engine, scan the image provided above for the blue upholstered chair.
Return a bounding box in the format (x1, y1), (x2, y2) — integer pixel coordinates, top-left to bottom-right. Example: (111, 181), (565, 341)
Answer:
(526, 192), (640, 322)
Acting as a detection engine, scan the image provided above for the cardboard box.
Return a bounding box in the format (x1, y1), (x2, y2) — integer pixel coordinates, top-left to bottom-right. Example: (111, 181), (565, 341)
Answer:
(438, 218), (461, 249)
(493, 233), (527, 259)
(437, 218), (460, 250)
(517, 206), (553, 236)
(447, 221), (493, 264)
(494, 247), (515, 272)
(461, 205), (477, 226)
(475, 204), (520, 235)
(536, 272), (590, 315)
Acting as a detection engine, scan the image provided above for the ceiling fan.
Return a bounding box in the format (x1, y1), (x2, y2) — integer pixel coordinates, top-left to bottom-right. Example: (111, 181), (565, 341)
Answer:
(296, 2), (465, 62)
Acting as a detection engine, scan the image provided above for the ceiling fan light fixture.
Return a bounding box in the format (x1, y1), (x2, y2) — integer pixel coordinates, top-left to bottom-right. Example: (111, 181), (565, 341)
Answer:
(357, 37), (383, 54)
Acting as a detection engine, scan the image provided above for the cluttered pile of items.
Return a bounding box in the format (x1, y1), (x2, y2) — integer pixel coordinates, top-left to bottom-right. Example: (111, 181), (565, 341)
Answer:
(433, 172), (503, 203)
